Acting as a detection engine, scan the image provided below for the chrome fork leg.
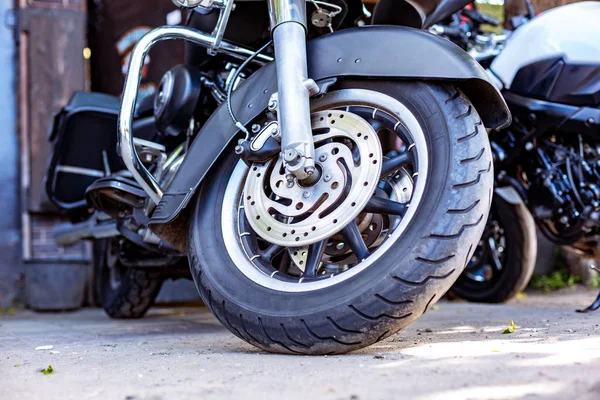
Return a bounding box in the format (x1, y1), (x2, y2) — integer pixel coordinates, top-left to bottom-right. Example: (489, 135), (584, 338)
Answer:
(268, 0), (318, 181)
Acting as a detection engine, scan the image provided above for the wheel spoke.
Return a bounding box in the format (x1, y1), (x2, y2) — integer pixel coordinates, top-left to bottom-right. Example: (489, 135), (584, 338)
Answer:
(261, 244), (285, 262)
(303, 240), (327, 278)
(364, 197), (407, 216)
(381, 152), (411, 177)
(487, 237), (503, 271)
(341, 222), (370, 261)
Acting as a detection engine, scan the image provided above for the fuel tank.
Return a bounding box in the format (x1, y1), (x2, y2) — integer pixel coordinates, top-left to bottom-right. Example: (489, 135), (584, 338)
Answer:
(490, 2), (600, 91)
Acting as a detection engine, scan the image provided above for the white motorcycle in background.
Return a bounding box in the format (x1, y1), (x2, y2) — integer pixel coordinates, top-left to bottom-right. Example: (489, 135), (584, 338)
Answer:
(446, 2), (600, 311)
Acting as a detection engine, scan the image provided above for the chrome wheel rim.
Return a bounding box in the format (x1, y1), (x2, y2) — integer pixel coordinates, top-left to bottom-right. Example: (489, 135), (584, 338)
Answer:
(221, 89), (428, 292)
(463, 216), (506, 286)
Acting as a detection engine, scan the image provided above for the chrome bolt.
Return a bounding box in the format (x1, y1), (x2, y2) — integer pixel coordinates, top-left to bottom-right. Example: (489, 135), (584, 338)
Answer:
(305, 166), (315, 176)
(525, 142), (534, 151)
(319, 154), (328, 162)
(323, 174), (332, 182)
(286, 174), (295, 188)
(144, 153), (153, 163)
(559, 216), (569, 224)
(251, 124), (261, 133)
(271, 127), (278, 136)
(303, 191), (311, 199)
(268, 99), (278, 111)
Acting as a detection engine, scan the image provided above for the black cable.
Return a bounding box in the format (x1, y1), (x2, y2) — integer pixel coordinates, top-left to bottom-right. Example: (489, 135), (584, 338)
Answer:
(566, 156), (585, 208)
(542, 140), (583, 161)
(226, 40), (273, 137)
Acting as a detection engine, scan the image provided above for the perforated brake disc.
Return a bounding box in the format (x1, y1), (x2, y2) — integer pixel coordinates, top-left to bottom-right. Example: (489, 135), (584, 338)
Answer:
(243, 110), (382, 247)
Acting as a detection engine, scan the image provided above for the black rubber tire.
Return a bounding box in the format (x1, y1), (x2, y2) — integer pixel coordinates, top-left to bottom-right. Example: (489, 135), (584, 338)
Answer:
(93, 240), (163, 319)
(450, 196), (537, 303)
(188, 81), (493, 354)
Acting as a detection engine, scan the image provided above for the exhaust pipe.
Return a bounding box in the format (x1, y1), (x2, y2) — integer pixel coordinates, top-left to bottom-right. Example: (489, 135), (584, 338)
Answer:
(53, 218), (119, 247)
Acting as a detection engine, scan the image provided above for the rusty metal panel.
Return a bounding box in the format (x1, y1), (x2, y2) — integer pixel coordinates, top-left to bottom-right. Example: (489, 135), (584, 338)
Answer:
(26, 0), (84, 11)
(18, 1), (88, 262)
(20, 7), (87, 212)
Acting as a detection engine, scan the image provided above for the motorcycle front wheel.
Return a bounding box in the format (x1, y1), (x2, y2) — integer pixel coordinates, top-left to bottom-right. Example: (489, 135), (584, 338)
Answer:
(188, 80), (493, 354)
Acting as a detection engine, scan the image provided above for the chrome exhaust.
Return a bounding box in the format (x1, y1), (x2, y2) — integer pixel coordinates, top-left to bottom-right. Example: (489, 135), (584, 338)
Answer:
(53, 215), (119, 247)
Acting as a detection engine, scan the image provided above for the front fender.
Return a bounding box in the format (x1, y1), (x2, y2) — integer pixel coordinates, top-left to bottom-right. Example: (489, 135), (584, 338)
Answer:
(150, 26), (511, 224)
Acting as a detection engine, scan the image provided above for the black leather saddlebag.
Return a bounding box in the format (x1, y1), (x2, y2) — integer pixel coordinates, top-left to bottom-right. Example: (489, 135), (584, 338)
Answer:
(45, 91), (155, 215)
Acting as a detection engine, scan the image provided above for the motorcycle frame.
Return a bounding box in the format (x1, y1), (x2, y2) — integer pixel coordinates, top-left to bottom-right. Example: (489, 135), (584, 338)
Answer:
(118, 1), (511, 217)
(119, 0), (316, 205)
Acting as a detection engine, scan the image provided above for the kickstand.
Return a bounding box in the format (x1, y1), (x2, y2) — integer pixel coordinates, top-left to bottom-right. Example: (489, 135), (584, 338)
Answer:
(576, 264), (600, 313)
(577, 290), (600, 313)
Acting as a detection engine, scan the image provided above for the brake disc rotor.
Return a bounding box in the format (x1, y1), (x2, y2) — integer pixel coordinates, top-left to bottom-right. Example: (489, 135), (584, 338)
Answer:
(243, 110), (382, 247)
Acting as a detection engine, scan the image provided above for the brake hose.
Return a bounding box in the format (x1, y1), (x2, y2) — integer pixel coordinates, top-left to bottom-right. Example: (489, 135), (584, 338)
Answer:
(226, 40), (273, 139)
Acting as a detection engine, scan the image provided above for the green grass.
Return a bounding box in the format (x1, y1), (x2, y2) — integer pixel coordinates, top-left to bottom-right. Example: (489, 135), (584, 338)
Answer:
(589, 275), (600, 288)
(475, 1), (505, 33)
(529, 268), (582, 292)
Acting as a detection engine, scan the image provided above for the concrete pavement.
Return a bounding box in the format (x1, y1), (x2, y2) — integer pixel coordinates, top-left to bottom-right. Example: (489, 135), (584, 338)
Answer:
(1, 288), (600, 400)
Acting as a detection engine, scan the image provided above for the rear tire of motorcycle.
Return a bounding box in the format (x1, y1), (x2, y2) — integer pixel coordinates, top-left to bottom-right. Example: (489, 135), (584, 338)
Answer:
(188, 81), (493, 354)
(93, 240), (163, 319)
(450, 196), (537, 303)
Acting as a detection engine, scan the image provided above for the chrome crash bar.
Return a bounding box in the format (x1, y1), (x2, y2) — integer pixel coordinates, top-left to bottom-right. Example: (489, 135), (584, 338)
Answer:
(118, 25), (273, 205)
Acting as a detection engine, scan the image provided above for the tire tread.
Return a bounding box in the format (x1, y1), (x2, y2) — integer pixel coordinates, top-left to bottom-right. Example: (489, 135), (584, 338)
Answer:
(189, 82), (494, 354)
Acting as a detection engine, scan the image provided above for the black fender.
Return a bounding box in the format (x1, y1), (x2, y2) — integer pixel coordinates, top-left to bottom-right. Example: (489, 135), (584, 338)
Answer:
(150, 26), (511, 224)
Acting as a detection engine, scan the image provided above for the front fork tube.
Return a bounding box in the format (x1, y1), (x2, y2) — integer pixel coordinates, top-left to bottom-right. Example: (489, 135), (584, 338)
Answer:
(268, 0), (318, 181)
